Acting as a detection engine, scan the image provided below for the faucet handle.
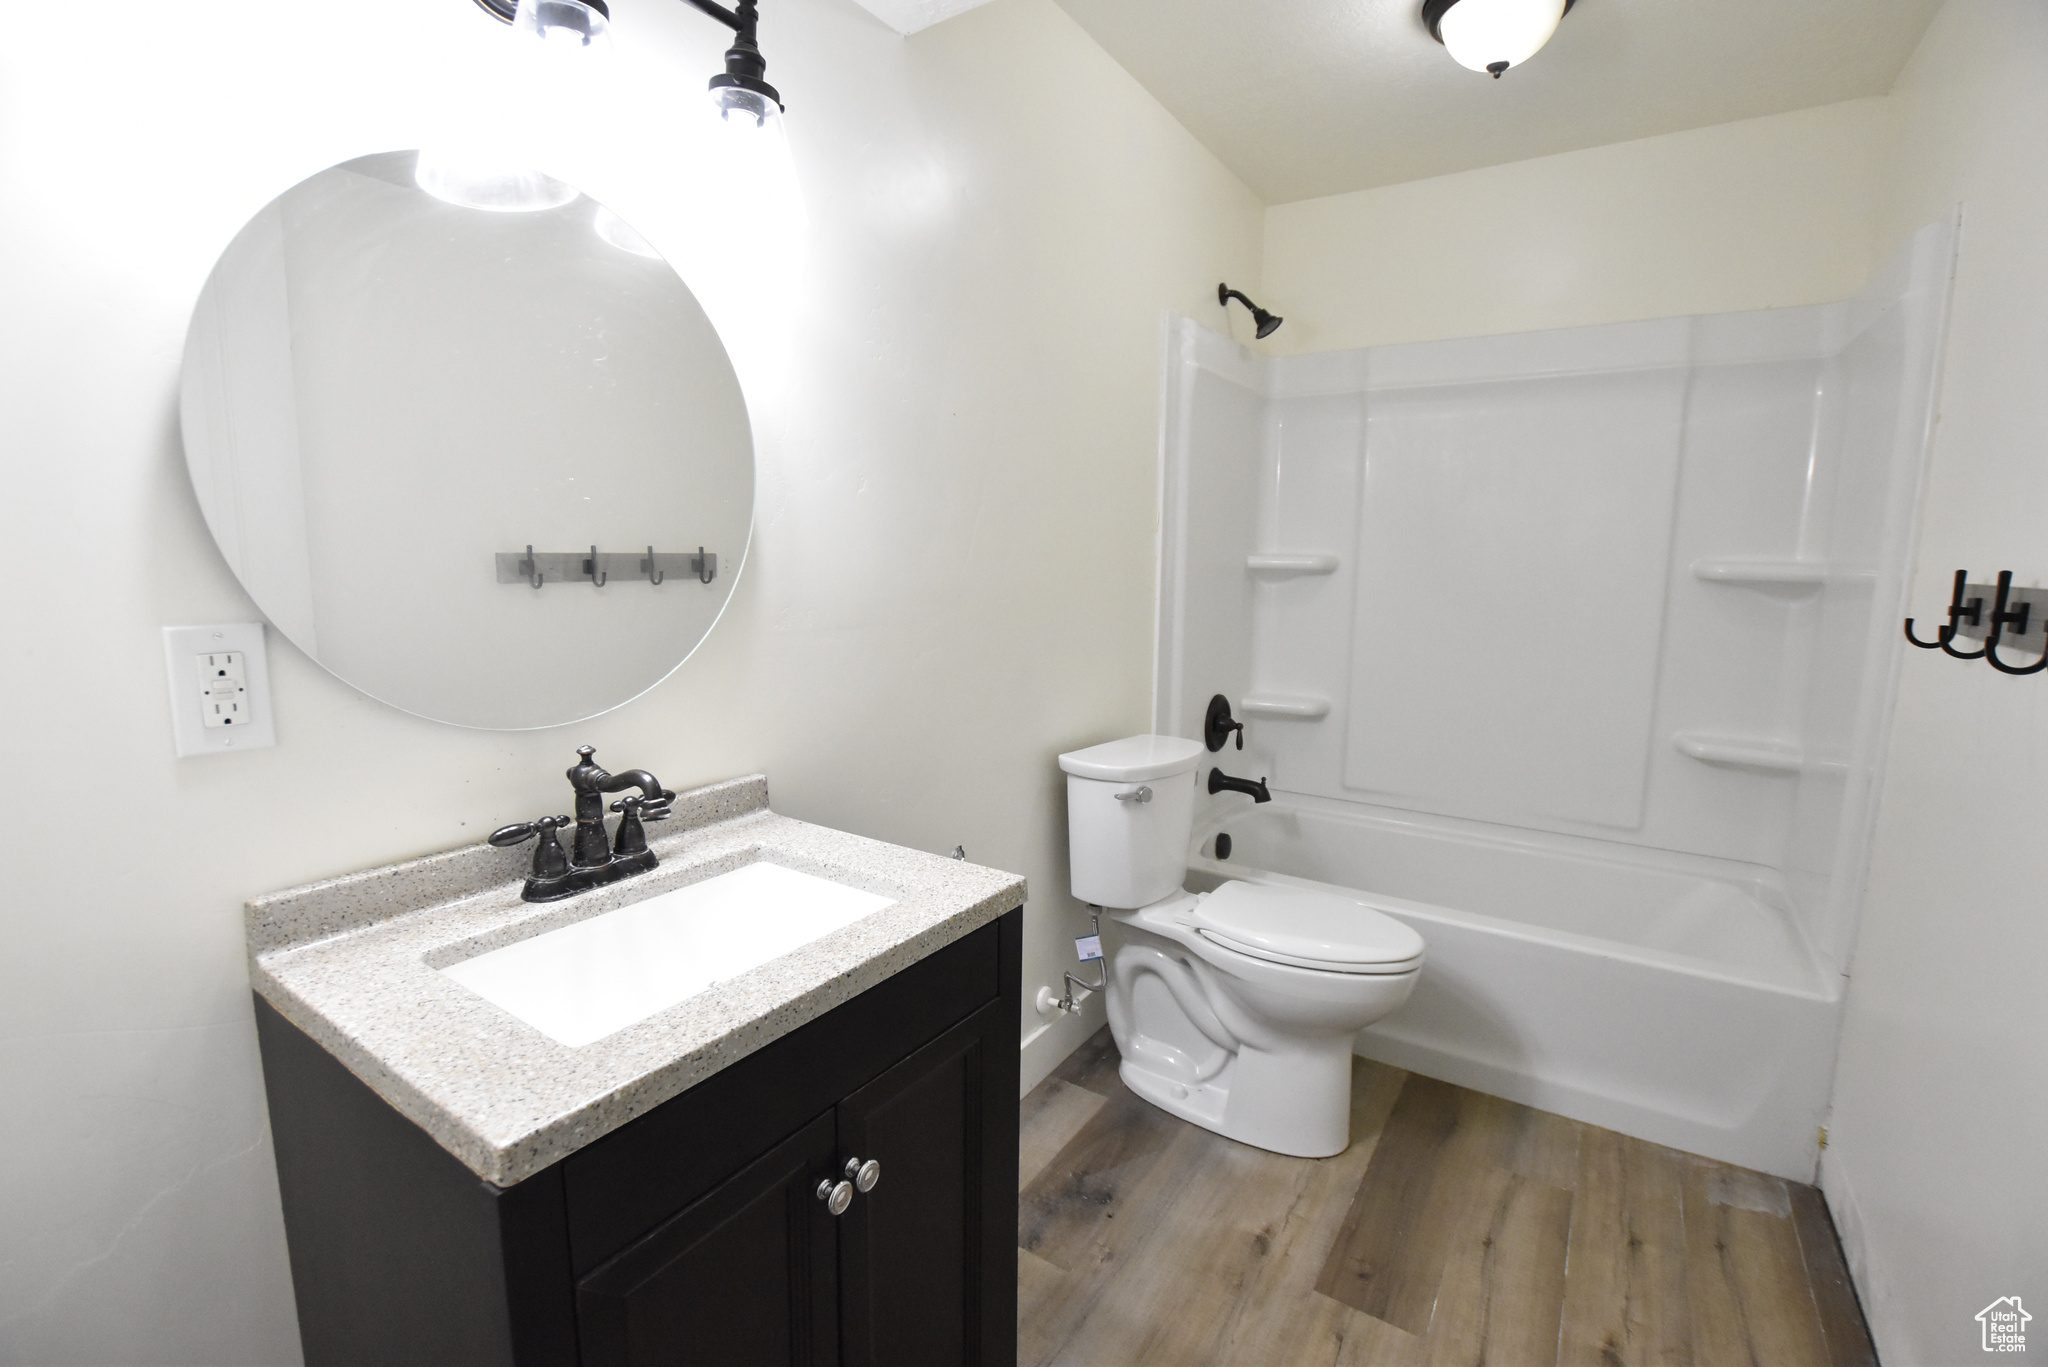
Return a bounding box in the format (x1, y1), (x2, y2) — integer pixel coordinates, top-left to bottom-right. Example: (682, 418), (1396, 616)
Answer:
(489, 815), (573, 879)
(614, 788), (677, 821)
(606, 791), (675, 860)
(1204, 694), (1245, 752)
(489, 814), (569, 845)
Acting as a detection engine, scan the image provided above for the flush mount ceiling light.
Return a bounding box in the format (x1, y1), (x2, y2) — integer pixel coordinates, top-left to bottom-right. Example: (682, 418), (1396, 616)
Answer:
(1421, 0), (1575, 79)
(471, 0), (784, 130)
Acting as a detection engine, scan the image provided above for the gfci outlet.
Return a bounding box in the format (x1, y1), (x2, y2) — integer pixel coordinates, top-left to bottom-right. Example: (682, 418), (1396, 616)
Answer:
(199, 651), (247, 728)
(164, 624), (276, 756)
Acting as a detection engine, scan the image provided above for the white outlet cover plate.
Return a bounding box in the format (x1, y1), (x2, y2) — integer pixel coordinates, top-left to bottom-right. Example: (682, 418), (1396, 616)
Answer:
(163, 623), (276, 756)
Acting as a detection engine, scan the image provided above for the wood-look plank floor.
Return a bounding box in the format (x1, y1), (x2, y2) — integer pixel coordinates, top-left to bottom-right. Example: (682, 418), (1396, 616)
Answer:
(1018, 1029), (1878, 1367)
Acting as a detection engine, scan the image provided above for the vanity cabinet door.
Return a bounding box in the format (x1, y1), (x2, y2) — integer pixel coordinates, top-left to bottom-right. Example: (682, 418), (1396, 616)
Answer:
(836, 1000), (1015, 1367)
(577, 1111), (840, 1367)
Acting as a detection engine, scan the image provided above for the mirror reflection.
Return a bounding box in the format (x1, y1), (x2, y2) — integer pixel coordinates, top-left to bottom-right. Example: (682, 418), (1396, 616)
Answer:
(180, 151), (753, 729)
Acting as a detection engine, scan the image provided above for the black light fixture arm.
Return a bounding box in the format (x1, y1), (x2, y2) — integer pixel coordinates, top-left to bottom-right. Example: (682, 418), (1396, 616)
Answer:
(470, 0), (781, 109)
(682, 0), (745, 27)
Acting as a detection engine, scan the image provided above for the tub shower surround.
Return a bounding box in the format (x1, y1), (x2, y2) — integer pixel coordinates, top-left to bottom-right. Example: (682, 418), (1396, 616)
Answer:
(246, 774), (1027, 1185)
(1158, 219), (1955, 1177)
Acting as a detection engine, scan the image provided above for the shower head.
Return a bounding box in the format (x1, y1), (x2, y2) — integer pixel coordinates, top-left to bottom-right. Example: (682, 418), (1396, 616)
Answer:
(1219, 283), (1283, 339)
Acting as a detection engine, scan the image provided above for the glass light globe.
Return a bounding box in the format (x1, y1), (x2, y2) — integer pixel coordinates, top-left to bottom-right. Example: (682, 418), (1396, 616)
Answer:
(415, 0), (607, 212)
(1438, 0), (1568, 76)
(710, 84), (785, 137)
(513, 0), (610, 51)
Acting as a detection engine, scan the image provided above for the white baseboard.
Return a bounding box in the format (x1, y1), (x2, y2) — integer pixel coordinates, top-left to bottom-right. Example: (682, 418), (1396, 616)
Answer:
(1819, 1149), (1901, 1363)
(1017, 989), (1107, 1097)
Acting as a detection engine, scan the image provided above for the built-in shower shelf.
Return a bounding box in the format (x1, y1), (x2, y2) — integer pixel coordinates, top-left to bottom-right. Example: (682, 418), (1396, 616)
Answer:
(1671, 731), (1849, 777)
(1240, 694), (1331, 720)
(1246, 553), (1340, 578)
(1689, 559), (1831, 588)
(1674, 733), (1802, 772)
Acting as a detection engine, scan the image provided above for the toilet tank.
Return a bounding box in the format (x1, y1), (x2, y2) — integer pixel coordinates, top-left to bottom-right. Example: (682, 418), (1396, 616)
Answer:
(1057, 735), (1206, 909)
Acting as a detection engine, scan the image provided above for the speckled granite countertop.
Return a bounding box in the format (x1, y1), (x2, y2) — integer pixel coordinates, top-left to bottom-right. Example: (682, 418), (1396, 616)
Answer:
(247, 775), (1026, 1186)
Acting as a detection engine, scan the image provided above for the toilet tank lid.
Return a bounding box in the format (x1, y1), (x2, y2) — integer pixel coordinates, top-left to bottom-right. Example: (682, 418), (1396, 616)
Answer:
(1192, 881), (1427, 969)
(1058, 734), (1206, 782)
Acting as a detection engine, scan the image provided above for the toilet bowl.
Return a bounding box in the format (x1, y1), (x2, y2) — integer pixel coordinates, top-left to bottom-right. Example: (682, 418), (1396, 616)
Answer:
(1058, 736), (1425, 1158)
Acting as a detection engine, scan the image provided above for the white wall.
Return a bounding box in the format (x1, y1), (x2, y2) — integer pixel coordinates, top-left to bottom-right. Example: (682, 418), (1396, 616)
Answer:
(1820, 3), (2048, 1362)
(1261, 98), (1895, 354)
(0, 0), (1261, 1360)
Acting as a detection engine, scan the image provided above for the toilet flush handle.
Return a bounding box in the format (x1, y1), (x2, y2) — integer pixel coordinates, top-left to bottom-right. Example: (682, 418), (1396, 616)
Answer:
(1115, 786), (1153, 804)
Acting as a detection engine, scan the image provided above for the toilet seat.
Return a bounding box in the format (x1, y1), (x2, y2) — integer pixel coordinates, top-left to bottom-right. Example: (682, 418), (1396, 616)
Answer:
(1190, 881), (1425, 975)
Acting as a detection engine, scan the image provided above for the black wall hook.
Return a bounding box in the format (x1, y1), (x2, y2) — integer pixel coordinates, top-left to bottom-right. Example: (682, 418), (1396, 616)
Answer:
(1986, 572), (2048, 675)
(1907, 568), (2048, 674)
(1904, 568), (1986, 658)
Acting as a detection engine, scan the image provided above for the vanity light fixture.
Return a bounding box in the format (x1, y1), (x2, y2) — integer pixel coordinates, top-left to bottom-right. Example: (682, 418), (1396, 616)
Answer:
(471, 0), (785, 134)
(418, 0), (611, 210)
(1421, 0), (1574, 79)
(489, 0), (610, 47)
(1219, 283), (1284, 339)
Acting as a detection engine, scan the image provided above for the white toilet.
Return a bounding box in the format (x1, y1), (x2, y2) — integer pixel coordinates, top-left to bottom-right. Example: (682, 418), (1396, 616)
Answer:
(1058, 735), (1426, 1158)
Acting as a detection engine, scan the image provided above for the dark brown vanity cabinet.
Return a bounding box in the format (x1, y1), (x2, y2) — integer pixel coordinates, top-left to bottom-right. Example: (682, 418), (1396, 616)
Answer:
(257, 909), (1022, 1367)
(578, 1003), (1008, 1367)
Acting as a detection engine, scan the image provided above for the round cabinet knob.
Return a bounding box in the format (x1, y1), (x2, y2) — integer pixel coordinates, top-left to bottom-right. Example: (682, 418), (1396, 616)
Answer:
(846, 1157), (882, 1193)
(816, 1178), (853, 1216)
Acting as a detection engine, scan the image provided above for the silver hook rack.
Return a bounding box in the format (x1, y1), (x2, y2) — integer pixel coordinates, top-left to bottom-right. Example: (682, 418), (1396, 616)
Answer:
(496, 547), (719, 588)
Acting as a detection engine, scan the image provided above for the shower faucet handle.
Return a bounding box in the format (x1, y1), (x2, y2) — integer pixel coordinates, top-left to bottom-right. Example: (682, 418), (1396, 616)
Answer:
(1204, 694), (1245, 752)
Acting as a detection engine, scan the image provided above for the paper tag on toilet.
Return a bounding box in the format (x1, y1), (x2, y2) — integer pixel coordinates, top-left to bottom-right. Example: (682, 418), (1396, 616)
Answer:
(1075, 934), (1103, 963)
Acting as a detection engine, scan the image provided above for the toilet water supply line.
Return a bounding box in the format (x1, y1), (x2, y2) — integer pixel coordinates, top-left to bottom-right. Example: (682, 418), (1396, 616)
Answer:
(1043, 908), (1107, 1015)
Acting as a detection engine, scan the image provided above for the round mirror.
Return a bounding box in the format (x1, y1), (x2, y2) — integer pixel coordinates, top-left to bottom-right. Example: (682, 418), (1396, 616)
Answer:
(180, 151), (753, 729)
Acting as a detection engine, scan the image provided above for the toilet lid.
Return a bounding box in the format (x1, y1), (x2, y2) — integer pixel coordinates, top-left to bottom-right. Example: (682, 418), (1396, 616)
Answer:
(1191, 881), (1426, 974)
(1058, 734), (1206, 782)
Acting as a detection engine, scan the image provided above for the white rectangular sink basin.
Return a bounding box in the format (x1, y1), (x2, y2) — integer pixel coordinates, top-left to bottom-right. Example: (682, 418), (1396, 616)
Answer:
(441, 862), (896, 1048)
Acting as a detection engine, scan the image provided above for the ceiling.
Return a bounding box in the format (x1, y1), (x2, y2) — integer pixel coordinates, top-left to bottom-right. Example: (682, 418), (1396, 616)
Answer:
(1043, 0), (1945, 204)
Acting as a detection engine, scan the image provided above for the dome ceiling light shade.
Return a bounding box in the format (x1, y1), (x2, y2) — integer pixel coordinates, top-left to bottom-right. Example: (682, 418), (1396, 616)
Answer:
(1422, 0), (1575, 78)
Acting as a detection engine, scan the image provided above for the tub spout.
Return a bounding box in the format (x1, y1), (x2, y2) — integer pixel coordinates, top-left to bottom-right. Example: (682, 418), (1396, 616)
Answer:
(1208, 767), (1271, 803)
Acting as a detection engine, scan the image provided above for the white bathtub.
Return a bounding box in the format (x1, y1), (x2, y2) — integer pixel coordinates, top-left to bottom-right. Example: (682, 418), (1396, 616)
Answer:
(1187, 800), (1840, 1179)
